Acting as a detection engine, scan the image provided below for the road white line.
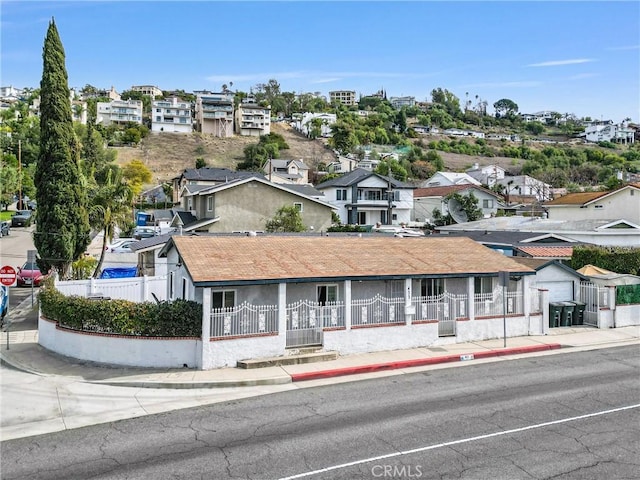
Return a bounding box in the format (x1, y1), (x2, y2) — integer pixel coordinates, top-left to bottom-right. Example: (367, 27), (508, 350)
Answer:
(278, 403), (640, 480)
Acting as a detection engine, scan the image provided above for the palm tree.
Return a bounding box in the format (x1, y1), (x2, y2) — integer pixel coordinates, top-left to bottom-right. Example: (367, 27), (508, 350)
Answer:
(88, 167), (133, 278)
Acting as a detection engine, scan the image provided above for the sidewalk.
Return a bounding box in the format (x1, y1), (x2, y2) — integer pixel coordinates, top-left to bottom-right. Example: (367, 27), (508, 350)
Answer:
(2, 302), (639, 389)
(1, 300), (638, 442)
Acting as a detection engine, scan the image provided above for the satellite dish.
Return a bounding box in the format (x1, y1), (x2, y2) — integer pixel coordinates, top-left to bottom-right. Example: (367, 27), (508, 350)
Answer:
(448, 197), (469, 224)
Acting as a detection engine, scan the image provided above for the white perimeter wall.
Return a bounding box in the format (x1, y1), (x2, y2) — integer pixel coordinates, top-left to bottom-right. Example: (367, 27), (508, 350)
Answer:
(615, 304), (640, 327)
(201, 335), (286, 369)
(38, 316), (199, 369)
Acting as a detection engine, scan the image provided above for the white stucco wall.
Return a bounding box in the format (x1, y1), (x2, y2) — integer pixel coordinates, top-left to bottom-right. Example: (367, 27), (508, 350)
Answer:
(614, 304), (640, 327)
(38, 315), (200, 368)
(201, 334), (286, 369)
(455, 315), (532, 342)
(547, 189), (640, 224)
(323, 323), (439, 354)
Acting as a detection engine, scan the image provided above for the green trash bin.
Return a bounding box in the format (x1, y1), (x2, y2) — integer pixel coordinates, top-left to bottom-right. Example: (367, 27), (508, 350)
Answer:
(549, 302), (563, 328)
(559, 302), (575, 327)
(571, 301), (586, 325)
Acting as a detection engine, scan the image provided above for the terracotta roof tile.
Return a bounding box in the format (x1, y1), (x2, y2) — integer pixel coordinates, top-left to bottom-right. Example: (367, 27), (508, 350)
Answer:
(172, 236), (534, 283)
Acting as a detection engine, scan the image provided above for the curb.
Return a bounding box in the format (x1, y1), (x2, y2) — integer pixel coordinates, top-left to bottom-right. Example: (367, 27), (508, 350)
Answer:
(290, 344), (563, 382)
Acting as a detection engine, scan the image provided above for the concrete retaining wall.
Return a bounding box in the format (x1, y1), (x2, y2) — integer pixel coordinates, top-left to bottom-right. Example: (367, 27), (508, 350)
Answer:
(38, 315), (200, 369)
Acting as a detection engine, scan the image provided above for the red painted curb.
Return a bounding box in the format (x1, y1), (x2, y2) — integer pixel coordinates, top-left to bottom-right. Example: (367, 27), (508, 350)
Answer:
(290, 343), (563, 382)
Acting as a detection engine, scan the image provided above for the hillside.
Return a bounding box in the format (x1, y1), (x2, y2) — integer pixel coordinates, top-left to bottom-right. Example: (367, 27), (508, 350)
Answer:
(111, 123), (524, 185)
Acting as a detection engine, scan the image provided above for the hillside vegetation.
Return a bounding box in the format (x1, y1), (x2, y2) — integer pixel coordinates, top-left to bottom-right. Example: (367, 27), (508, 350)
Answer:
(112, 123), (524, 185)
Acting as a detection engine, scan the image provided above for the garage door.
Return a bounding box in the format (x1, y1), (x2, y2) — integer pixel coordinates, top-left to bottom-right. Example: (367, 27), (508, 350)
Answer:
(537, 281), (574, 302)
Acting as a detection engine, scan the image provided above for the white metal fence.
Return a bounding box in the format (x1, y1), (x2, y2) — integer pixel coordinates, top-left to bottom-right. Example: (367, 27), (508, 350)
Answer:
(285, 300), (344, 347)
(210, 302), (278, 339)
(55, 275), (168, 302)
(579, 282), (608, 327)
(474, 288), (523, 317)
(411, 293), (467, 336)
(351, 294), (405, 327)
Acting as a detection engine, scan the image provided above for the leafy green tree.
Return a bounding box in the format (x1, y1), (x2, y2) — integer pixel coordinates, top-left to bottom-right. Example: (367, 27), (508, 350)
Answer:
(265, 205), (306, 232)
(493, 98), (519, 118)
(88, 168), (134, 278)
(195, 157), (207, 169)
(35, 19), (91, 278)
(525, 122), (545, 135)
(445, 192), (483, 222)
(0, 154), (19, 208)
(430, 88), (461, 118)
(375, 158), (408, 181)
(329, 122), (357, 155)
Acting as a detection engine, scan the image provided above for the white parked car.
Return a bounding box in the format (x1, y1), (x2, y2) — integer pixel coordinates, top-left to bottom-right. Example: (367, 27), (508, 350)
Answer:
(106, 238), (137, 253)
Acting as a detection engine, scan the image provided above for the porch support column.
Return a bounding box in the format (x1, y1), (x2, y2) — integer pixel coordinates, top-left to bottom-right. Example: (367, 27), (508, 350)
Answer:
(523, 276), (532, 318)
(198, 287), (211, 369)
(344, 280), (352, 330)
(467, 277), (475, 320)
(278, 282), (287, 337)
(405, 278), (413, 325)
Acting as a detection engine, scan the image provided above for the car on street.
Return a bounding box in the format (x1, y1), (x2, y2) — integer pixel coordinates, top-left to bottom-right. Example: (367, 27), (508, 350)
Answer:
(106, 238), (137, 253)
(0, 221), (10, 237)
(11, 210), (33, 227)
(132, 226), (157, 240)
(16, 261), (47, 287)
(0, 285), (8, 321)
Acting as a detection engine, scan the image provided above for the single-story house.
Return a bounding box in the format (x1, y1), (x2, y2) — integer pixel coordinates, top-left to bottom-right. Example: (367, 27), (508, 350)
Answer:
(158, 235), (543, 368)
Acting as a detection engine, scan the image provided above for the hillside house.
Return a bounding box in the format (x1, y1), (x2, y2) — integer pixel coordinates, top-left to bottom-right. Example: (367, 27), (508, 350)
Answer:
(315, 168), (415, 226)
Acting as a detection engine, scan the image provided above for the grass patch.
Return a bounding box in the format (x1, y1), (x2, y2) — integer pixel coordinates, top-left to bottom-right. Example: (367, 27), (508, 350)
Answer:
(0, 211), (13, 221)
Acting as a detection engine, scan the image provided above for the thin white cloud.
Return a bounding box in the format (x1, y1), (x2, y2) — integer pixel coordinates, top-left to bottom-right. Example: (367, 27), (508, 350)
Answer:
(606, 45), (640, 51)
(527, 59), (596, 67)
(310, 78), (342, 84)
(567, 73), (599, 80)
(461, 81), (543, 88)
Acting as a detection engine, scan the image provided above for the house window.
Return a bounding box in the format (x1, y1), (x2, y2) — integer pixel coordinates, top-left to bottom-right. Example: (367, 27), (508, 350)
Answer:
(212, 290), (236, 309)
(594, 205), (603, 209)
(358, 211), (367, 225)
(475, 277), (494, 294)
(317, 284), (338, 305)
(156, 116), (161, 122)
(187, 198), (193, 210)
(421, 278), (444, 297)
(386, 280), (404, 298)
(392, 214), (397, 221)
(207, 196), (214, 211)
(169, 272), (174, 299)
(182, 277), (188, 299)
(336, 189), (347, 201)
(294, 202), (303, 212)
(483, 199), (494, 208)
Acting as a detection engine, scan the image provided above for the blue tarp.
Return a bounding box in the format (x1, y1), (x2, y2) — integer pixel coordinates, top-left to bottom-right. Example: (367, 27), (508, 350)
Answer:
(100, 267), (138, 279)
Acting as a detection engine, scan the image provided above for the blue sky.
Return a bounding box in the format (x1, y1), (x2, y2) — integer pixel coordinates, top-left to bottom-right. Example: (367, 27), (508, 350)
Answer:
(2, 1), (639, 122)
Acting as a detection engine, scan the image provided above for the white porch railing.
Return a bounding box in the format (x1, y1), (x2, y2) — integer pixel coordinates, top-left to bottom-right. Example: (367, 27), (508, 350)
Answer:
(474, 288), (523, 317)
(54, 275), (168, 302)
(286, 300), (345, 329)
(351, 294), (405, 327)
(210, 302), (278, 339)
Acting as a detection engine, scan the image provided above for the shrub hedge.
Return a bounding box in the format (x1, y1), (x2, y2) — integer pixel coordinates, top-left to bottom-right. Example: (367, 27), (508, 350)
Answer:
(39, 285), (202, 337)
(570, 245), (640, 276)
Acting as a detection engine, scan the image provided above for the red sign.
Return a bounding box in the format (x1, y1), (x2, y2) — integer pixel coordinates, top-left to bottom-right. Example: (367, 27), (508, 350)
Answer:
(0, 265), (17, 286)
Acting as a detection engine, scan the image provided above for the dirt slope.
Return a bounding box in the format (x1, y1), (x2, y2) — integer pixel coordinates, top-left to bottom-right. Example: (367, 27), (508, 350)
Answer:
(111, 123), (523, 184)
(112, 123), (337, 183)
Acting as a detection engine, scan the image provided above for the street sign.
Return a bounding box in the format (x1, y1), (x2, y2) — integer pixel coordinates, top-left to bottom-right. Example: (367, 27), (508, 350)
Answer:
(0, 265), (17, 287)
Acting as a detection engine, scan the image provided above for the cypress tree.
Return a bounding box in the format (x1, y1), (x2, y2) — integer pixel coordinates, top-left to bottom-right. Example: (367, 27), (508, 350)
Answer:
(35, 18), (90, 278)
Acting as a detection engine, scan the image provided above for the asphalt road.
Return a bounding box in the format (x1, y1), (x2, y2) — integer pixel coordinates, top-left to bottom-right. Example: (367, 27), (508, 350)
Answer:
(1, 345), (638, 480)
